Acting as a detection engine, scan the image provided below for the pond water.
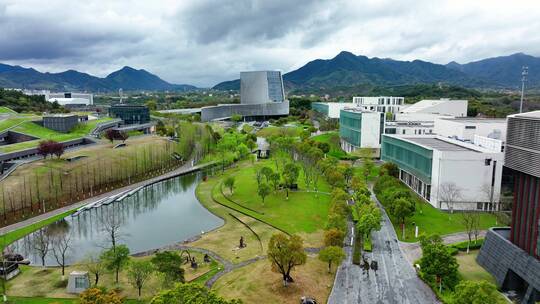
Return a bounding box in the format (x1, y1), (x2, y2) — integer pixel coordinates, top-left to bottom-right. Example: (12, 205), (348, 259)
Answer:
(9, 170), (223, 266)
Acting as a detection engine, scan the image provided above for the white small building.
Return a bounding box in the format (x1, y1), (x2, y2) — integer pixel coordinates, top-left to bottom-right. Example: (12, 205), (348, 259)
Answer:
(48, 92), (93, 106)
(434, 117), (507, 145)
(381, 134), (504, 211)
(339, 108), (384, 152)
(400, 98), (467, 117)
(352, 96), (405, 113)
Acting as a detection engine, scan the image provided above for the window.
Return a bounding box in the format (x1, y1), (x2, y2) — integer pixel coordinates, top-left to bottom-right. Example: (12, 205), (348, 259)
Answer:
(465, 126), (476, 129)
(75, 277), (87, 289)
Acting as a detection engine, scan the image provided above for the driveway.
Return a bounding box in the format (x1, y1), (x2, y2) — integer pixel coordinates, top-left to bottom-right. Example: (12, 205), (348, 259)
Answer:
(327, 192), (439, 304)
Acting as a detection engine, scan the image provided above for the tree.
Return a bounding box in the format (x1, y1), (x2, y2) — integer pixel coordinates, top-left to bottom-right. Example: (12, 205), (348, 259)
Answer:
(151, 251), (185, 286)
(51, 231), (72, 279)
(318, 246), (345, 273)
(439, 182), (462, 213)
(127, 260), (154, 298)
(282, 163), (299, 199)
(356, 204), (382, 251)
(104, 129), (118, 144)
(453, 280), (501, 304)
(231, 114), (243, 123)
(145, 100), (157, 111)
(101, 211), (124, 251)
(390, 197), (415, 239)
(117, 131), (129, 143)
(150, 283), (242, 304)
(79, 288), (123, 304)
(50, 141), (65, 159)
(32, 228), (51, 267)
(101, 244), (130, 283)
(381, 162), (399, 178)
(419, 234), (459, 292)
(267, 233), (307, 286)
(326, 170), (345, 189)
(359, 148), (374, 182)
(460, 212), (477, 253)
(324, 228), (345, 247)
(257, 182), (271, 204)
(269, 172), (281, 190)
(37, 140), (52, 159)
(246, 139), (256, 151)
(260, 166), (274, 183)
(84, 253), (105, 286)
(224, 176), (235, 194)
(326, 213), (347, 232)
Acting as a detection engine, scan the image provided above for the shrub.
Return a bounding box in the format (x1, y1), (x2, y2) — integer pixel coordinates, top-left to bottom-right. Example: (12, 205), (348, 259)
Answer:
(53, 279), (68, 288)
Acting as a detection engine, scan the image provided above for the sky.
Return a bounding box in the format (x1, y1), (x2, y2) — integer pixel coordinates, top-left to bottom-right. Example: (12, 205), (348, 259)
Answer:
(1, 0), (540, 87)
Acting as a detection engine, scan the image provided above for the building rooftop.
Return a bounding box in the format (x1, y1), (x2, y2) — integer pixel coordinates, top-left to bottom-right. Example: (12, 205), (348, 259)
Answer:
(439, 117), (506, 124)
(43, 114), (78, 118)
(510, 110), (540, 119)
(404, 137), (479, 152)
(401, 98), (466, 113)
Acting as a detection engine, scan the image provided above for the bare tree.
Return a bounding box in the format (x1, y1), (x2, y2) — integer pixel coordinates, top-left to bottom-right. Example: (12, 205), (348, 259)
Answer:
(32, 229), (51, 267)
(460, 212), (476, 254)
(52, 232), (72, 279)
(84, 253), (105, 286)
(438, 182), (462, 213)
(472, 213), (481, 243)
(101, 210), (124, 251)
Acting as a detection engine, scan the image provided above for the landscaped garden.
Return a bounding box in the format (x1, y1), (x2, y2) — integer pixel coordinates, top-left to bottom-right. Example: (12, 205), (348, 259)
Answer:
(311, 132), (347, 159)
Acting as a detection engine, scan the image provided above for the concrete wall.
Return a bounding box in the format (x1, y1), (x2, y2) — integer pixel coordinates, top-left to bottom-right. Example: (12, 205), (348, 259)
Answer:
(360, 112), (382, 148)
(200, 100), (289, 122)
(240, 71), (271, 105)
(434, 118), (507, 142)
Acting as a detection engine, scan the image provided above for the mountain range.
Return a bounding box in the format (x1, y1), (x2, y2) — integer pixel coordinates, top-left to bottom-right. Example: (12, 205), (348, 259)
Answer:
(213, 52), (540, 91)
(0, 64), (197, 92)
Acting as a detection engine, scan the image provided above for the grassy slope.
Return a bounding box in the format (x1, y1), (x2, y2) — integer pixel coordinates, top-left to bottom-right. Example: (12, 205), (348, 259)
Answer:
(311, 132), (347, 159)
(0, 118), (112, 153)
(255, 126), (304, 138)
(0, 107), (17, 114)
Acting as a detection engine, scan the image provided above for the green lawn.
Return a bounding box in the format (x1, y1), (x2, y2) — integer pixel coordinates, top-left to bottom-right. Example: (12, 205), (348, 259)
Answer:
(0, 117), (33, 132)
(391, 201), (498, 242)
(0, 118), (113, 153)
(222, 160), (331, 234)
(0, 107), (17, 114)
(455, 250), (496, 284)
(311, 132), (347, 159)
(255, 126), (304, 138)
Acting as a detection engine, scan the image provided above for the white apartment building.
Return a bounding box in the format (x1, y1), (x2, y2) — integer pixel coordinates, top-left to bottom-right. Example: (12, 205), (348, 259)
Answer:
(352, 96), (405, 113)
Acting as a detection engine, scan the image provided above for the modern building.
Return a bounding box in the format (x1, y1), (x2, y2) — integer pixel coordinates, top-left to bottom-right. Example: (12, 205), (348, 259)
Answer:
(339, 108), (384, 153)
(353, 96), (405, 113)
(434, 117), (507, 144)
(477, 111), (540, 304)
(201, 71), (289, 121)
(381, 134), (503, 211)
(43, 114), (80, 132)
(109, 104), (150, 125)
(400, 98), (467, 117)
(385, 120), (436, 136)
(311, 102), (355, 119)
(48, 92), (94, 106)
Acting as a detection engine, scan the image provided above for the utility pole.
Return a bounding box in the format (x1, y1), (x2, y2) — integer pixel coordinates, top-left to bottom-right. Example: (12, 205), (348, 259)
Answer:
(519, 66), (528, 113)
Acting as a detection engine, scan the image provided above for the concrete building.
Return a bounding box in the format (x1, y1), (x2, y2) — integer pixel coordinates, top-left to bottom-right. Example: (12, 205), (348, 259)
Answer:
(477, 111), (540, 304)
(339, 108), (384, 153)
(48, 92), (93, 106)
(311, 102), (355, 119)
(201, 71), (289, 121)
(400, 98), (467, 117)
(381, 134), (503, 211)
(43, 114), (79, 132)
(109, 104), (150, 125)
(353, 96), (405, 113)
(434, 117), (507, 144)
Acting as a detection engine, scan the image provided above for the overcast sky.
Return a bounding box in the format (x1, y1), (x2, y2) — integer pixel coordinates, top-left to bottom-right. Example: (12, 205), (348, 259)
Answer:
(1, 0), (539, 87)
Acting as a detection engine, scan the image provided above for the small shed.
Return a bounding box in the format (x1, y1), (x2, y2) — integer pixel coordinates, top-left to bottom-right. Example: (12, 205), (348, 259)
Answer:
(256, 137), (270, 159)
(66, 271), (90, 294)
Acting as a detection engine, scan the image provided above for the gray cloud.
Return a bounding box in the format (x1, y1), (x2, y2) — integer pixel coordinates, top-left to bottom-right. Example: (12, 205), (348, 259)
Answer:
(0, 0), (539, 87)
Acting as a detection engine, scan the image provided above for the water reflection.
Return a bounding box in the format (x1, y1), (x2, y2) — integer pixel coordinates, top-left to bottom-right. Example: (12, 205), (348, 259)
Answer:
(10, 170), (222, 266)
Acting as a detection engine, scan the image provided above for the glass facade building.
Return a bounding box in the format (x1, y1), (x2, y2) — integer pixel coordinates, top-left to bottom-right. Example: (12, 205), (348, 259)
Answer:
(266, 71), (285, 102)
(109, 105), (150, 125)
(339, 110), (362, 147)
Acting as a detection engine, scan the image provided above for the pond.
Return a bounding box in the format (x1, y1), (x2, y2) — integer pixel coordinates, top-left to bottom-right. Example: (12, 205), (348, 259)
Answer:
(9, 170), (223, 266)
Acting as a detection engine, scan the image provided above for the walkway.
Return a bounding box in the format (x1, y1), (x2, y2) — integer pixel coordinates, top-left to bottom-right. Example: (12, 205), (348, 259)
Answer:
(399, 230), (487, 266)
(0, 160), (214, 235)
(328, 190), (439, 304)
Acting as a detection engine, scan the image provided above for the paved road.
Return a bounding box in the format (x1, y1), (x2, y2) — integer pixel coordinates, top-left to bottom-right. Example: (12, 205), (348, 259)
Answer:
(328, 192), (439, 304)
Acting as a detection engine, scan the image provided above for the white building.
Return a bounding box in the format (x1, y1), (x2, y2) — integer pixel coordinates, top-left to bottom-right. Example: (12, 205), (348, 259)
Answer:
(48, 92), (93, 106)
(353, 96), (405, 113)
(400, 98), (467, 117)
(339, 107), (384, 153)
(311, 102), (355, 119)
(433, 117), (507, 144)
(381, 134), (504, 211)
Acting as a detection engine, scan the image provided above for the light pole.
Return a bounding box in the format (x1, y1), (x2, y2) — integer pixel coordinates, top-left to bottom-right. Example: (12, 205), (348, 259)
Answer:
(519, 66), (528, 113)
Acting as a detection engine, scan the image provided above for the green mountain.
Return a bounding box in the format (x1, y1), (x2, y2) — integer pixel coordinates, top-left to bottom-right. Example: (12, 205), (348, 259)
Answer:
(0, 64), (197, 92)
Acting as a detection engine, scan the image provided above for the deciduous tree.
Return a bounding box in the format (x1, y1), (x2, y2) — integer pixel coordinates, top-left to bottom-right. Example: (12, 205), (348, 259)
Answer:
(127, 260), (154, 298)
(224, 176), (235, 194)
(101, 244), (130, 283)
(267, 233), (307, 286)
(324, 228), (345, 247)
(389, 197), (415, 239)
(151, 251), (185, 286)
(257, 182), (271, 204)
(419, 234), (459, 292)
(453, 280), (501, 304)
(318, 246), (345, 273)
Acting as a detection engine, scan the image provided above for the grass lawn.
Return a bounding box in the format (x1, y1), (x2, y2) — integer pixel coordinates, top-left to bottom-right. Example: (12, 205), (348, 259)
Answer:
(6, 250), (217, 301)
(455, 250), (496, 284)
(255, 126), (303, 138)
(392, 201), (498, 242)
(0, 107), (17, 114)
(213, 257), (334, 304)
(311, 132), (347, 159)
(0, 117), (33, 132)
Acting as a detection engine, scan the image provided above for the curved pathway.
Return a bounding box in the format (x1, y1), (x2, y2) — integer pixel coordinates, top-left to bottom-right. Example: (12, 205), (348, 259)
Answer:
(328, 189), (439, 304)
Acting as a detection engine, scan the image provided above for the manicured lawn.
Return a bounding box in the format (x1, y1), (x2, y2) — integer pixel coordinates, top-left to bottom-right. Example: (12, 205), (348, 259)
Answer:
(0, 117), (32, 132)
(213, 257), (334, 304)
(255, 126), (303, 138)
(392, 201), (498, 242)
(311, 132), (347, 159)
(226, 160), (331, 234)
(0, 107), (17, 114)
(455, 250), (496, 283)
(0, 118), (112, 152)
